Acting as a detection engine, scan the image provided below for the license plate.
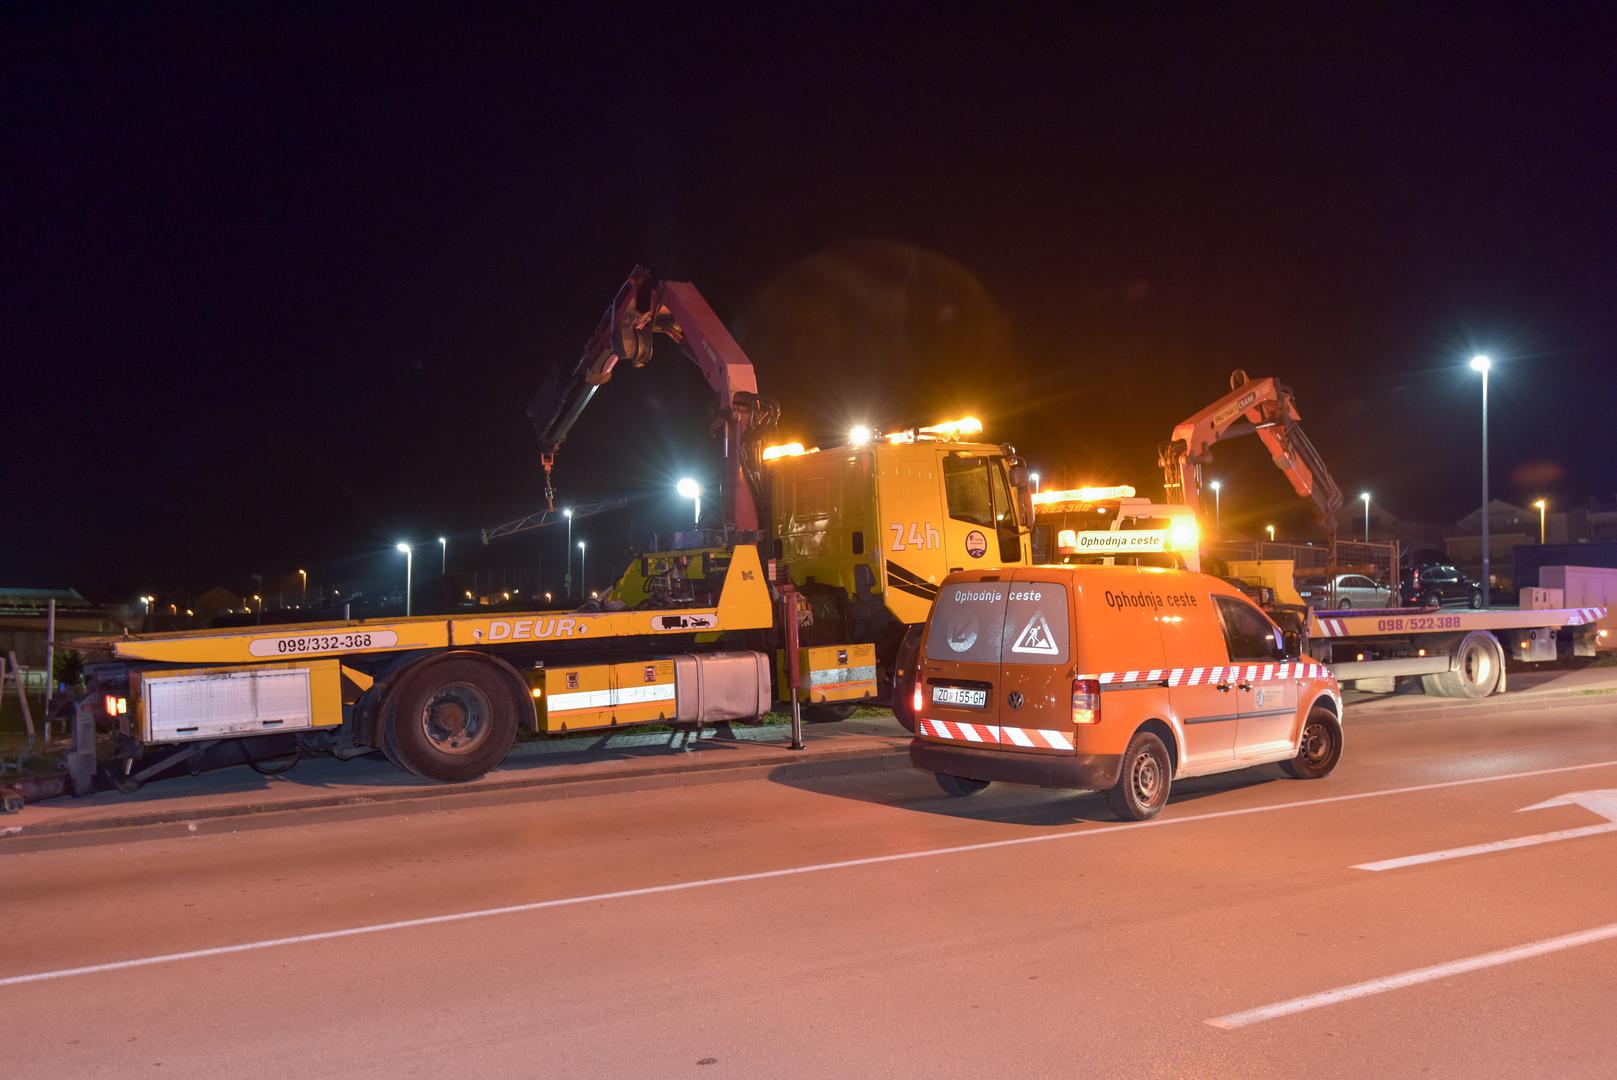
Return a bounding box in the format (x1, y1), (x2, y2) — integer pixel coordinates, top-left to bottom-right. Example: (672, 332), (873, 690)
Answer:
(932, 685), (987, 709)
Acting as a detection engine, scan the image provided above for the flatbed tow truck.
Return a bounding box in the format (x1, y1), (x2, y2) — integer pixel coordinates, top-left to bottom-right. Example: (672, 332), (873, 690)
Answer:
(67, 267), (1037, 794)
(1029, 370), (1608, 700)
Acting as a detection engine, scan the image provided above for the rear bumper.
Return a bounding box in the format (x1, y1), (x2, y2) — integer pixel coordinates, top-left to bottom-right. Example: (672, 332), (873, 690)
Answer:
(910, 740), (1123, 792)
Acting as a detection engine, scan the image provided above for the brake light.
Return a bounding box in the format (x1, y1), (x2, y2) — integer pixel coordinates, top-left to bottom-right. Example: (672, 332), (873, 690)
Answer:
(912, 678), (924, 715)
(1071, 678), (1100, 725)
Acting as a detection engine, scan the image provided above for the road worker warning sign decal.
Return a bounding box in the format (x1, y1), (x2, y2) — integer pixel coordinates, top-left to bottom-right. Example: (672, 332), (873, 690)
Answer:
(1011, 611), (1061, 655)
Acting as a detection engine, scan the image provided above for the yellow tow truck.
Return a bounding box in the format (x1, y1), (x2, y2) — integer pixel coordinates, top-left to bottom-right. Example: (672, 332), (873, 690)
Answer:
(70, 267), (1036, 791)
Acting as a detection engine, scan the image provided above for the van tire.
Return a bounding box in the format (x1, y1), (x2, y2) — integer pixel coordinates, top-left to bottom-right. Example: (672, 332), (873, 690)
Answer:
(935, 773), (990, 797)
(1281, 707), (1342, 779)
(1104, 731), (1172, 821)
(381, 657), (520, 783)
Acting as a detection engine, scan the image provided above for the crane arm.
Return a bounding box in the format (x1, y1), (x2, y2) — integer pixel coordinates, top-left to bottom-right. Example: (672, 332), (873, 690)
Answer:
(528, 266), (776, 533)
(1158, 370), (1344, 533)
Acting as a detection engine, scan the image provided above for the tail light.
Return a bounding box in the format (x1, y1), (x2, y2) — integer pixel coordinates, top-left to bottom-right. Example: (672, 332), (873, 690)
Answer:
(911, 678), (924, 715)
(103, 694), (128, 717)
(1071, 678), (1101, 725)
(1411, 568), (1421, 590)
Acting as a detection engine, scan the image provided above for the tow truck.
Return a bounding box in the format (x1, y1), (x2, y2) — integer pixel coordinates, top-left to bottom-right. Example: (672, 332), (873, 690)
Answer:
(69, 267), (1036, 791)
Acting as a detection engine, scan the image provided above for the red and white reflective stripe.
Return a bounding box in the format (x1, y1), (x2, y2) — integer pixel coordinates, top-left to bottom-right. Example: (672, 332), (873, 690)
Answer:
(1569, 607), (1607, 626)
(1075, 663), (1330, 687)
(1317, 617), (1348, 636)
(916, 717), (1073, 751)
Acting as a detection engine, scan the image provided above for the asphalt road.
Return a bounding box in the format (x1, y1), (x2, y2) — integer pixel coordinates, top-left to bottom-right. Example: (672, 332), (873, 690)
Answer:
(6, 696), (1617, 1079)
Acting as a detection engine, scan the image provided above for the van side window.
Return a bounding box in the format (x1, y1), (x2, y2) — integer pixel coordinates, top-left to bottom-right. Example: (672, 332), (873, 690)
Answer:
(943, 454), (993, 528)
(1214, 596), (1287, 662)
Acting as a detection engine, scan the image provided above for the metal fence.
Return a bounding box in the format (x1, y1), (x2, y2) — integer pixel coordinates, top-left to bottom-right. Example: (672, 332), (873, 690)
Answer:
(1207, 538), (1403, 605)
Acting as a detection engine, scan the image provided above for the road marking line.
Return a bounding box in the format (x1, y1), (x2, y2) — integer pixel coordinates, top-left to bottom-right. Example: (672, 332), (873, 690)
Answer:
(1207, 922), (1617, 1029)
(4, 757), (1617, 990)
(1354, 822), (1617, 871)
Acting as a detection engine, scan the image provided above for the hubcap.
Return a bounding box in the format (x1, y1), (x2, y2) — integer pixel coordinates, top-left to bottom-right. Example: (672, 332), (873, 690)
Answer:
(421, 682), (493, 755)
(1131, 751), (1162, 805)
(1301, 721), (1332, 766)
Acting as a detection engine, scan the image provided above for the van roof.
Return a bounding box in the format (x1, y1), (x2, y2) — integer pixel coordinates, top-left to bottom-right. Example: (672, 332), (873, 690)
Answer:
(942, 562), (1246, 599)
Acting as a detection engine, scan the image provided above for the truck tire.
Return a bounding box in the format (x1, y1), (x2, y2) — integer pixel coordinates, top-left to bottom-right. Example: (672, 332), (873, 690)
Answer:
(1419, 632), (1503, 699)
(381, 657), (520, 782)
(1281, 706), (1342, 779)
(1104, 730), (1172, 821)
(890, 627), (923, 733)
(935, 773), (989, 797)
(803, 702), (857, 723)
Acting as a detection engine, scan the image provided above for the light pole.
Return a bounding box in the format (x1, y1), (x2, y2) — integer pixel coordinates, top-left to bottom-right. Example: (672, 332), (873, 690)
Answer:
(438, 536), (447, 575)
(1534, 499), (1547, 544)
(1210, 480), (1222, 540)
(577, 540), (587, 598)
(297, 568), (307, 602)
(1265, 524), (1275, 543)
(1360, 492), (1371, 542)
(1470, 355), (1491, 608)
(676, 477), (702, 525)
(1030, 471), (1041, 494)
(140, 595), (154, 615)
(564, 508), (574, 600)
(396, 542), (414, 616)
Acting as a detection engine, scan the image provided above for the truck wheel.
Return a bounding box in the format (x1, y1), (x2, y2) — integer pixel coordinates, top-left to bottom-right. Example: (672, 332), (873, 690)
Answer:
(803, 702), (857, 723)
(1419, 632), (1503, 699)
(1281, 707), (1342, 779)
(935, 773), (989, 797)
(1104, 731), (1172, 821)
(382, 658), (520, 782)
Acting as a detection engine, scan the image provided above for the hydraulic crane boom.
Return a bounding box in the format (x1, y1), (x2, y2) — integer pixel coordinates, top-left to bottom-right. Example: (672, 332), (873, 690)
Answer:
(1158, 369), (1344, 537)
(528, 266), (776, 533)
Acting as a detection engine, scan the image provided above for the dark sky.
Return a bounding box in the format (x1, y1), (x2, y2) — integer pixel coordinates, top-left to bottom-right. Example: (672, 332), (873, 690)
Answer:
(7, 9), (1615, 597)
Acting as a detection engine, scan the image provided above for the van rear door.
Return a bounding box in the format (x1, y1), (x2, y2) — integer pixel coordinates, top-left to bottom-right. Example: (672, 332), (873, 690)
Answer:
(921, 578), (1010, 744)
(996, 571), (1076, 753)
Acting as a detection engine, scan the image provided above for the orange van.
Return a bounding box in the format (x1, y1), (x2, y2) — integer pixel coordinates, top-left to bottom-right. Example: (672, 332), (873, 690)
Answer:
(910, 564), (1343, 819)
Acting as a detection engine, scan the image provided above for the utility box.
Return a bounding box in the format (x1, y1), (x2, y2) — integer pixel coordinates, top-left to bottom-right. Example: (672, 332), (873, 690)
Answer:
(1540, 566), (1617, 650)
(1519, 587), (1564, 610)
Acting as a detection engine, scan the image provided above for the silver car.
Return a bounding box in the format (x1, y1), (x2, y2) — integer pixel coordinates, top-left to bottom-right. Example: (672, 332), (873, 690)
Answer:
(1322, 573), (1392, 609)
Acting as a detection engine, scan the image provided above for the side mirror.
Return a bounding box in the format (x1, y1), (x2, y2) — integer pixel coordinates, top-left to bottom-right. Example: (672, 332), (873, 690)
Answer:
(1007, 458), (1034, 534)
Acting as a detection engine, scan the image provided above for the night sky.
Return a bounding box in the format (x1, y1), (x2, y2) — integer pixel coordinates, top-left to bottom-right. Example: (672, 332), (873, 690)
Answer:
(8, 10), (1615, 598)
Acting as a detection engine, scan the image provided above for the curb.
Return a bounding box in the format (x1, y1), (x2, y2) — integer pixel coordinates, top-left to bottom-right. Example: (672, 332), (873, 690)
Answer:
(0, 741), (913, 855)
(1348, 685), (1617, 722)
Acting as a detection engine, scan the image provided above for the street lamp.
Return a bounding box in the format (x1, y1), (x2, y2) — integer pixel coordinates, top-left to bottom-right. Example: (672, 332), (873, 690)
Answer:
(1030, 471), (1041, 494)
(396, 542), (414, 616)
(140, 595), (154, 615)
(1360, 492), (1371, 542)
(563, 508), (574, 600)
(297, 568), (307, 602)
(1209, 479), (1222, 539)
(438, 536), (447, 575)
(577, 539), (587, 598)
(1470, 354), (1491, 608)
(1265, 524), (1275, 543)
(1533, 498), (1547, 545)
(676, 477), (702, 525)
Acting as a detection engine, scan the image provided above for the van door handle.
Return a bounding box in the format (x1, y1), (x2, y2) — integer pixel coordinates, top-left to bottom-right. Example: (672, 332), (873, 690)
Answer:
(1237, 681), (1254, 692)
(1215, 682), (1232, 692)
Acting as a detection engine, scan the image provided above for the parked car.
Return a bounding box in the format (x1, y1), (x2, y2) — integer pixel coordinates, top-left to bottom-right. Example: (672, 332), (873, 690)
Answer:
(1297, 573), (1393, 609)
(1399, 563), (1483, 609)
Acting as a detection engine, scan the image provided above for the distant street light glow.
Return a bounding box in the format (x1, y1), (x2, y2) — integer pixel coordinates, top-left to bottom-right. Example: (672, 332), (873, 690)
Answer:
(1470, 354), (1491, 607)
(1534, 498), (1547, 544)
(396, 542), (414, 616)
(849, 424), (873, 446)
(1360, 491), (1371, 542)
(676, 478), (702, 524)
(1469, 354), (1491, 372)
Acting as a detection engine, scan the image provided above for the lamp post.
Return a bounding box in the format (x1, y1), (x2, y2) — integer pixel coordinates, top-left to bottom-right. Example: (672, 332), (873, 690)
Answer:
(438, 536), (447, 575)
(564, 508), (574, 600)
(297, 568), (307, 602)
(1533, 498), (1547, 545)
(577, 540), (587, 598)
(1360, 492), (1371, 542)
(1470, 355), (1491, 608)
(1210, 480), (1222, 539)
(1030, 471), (1041, 494)
(396, 542), (413, 616)
(676, 477), (702, 525)
(1265, 524), (1275, 543)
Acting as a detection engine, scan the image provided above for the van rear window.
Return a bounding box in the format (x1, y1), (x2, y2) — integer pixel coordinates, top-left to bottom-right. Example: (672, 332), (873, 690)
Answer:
(926, 581), (1069, 665)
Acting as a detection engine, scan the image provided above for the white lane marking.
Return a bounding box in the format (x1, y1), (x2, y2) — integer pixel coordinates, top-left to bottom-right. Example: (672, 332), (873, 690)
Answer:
(1207, 922), (1617, 1030)
(1354, 822), (1617, 871)
(5, 757), (1617, 990)
(1356, 787), (1617, 871)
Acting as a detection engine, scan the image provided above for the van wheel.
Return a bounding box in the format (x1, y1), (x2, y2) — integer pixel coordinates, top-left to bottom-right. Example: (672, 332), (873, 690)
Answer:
(1282, 707), (1342, 779)
(382, 658), (520, 782)
(1104, 731), (1172, 821)
(935, 773), (990, 797)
